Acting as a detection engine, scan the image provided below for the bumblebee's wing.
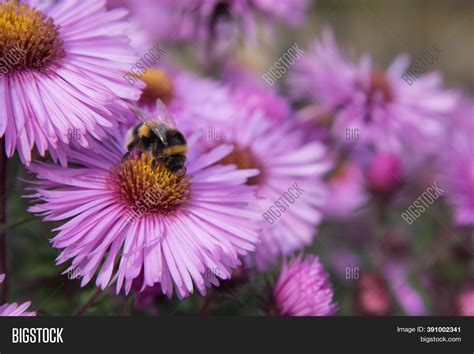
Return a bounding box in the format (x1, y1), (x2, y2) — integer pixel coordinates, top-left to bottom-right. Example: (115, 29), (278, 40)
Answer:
(154, 99), (177, 128)
(127, 102), (167, 145)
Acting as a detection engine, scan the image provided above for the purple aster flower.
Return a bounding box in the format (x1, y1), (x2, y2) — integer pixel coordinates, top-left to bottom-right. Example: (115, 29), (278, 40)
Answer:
(123, 69), (329, 269)
(0, 0), (143, 165)
(168, 71), (237, 136)
(0, 274), (36, 316)
(170, 72), (329, 269)
(108, 0), (309, 58)
(140, 65), (288, 127)
(201, 114), (328, 269)
(221, 62), (292, 122)
(231, 88), (291, 123)
(366, 153), (403, 197)
(287, 28), (458, 154)
(272, 255), (337, 316)
(324, 160), (367, 219)
(25, 114), (260, 299)
(455, 286), (474, 316)
(437, 98), (474, 226)
(170, 67), (293, 136)
(356, 271), (391, 316)
(252, 0), (310, 26)
(384, 262), (426, 316)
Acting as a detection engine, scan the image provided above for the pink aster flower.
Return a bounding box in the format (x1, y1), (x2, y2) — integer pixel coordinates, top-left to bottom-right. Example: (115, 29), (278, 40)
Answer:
(221, 62), (292, 122)
(437, 98), (474, 226)
(366, 153), (403, 197)
(252, 0), (310, 26)
(324, 160), (367, 219)
(0, 274), (36, 316)
(231, 88), (291, 123)
(248, 119), (329, 269)
(169, 71), (237, 137)
(455, 286), (474, 316)
(0, 0), (143, 165)
(25, 116), (260, 299)
(287, 28), (458, 154)
(122, 69), (329, 269)
(169, 72), (329, 269)
(200, 113), (328, 269)
(109, 0), (309, 55)
(384, 262), (426, 316)
(122, 66), (236, 134)
(272, 255), (337, 316)
(140, 66), (289, 130)
(356, 271), (391, 316)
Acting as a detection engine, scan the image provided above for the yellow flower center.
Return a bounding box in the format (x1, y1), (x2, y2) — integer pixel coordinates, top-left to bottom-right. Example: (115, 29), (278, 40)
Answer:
(0, 1), (64, 73)
(110, 153), (190, 215)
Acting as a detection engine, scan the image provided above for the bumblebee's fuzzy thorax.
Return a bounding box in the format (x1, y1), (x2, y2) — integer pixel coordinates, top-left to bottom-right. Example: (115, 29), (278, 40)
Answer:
(138, 124), (152, 138)
(111, 153), (190, 215)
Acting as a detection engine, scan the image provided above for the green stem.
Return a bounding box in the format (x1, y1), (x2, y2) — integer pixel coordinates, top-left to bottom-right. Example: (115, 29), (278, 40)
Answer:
(199, 291), (216, 315)
(74, 287), (102, 316)
(0, 216), (38, 232)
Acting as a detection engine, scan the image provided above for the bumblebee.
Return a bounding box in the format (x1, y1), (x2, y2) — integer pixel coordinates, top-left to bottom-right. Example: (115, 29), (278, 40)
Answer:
(122, 100), (188, 173)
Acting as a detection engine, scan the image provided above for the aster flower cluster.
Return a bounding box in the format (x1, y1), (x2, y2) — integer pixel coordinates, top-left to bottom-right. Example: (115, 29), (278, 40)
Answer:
(285, 26), (472, 316)
(27, 128), (261, 298)
(0, 0), (143, 165)
(0, 0), (471, 317)
(287, 29), (458, 155)
(0, 0), (334, 316)
(108, 0), (309, 45)
(286, 27), (472, 227)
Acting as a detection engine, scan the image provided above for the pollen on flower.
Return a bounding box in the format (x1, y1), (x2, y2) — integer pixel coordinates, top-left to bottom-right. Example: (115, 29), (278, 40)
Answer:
(219, 144), (264, 185)
(0, 1), (65, 72)
(110, 153), (190, 215)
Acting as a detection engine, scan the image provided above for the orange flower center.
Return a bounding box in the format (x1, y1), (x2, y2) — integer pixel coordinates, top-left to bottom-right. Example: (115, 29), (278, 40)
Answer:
(138, 68), (174, 106)
(219, 144), (264, 186)
(0, 2), (64, 73)
(110, 153), (190, 215)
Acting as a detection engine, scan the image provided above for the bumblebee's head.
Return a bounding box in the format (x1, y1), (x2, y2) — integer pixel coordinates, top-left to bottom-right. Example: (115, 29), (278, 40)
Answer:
(164, 155), (186, 172)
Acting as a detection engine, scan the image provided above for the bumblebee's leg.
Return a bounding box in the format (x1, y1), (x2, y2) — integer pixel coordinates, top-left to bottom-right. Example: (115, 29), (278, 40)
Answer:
(150, 142), (166, 171)
(151, 159), (158, 170)
(121, 151), (131, 163)
(176, 167), (187, 178)
(126, 137), (140, 152)
(121, 136), (140, 162)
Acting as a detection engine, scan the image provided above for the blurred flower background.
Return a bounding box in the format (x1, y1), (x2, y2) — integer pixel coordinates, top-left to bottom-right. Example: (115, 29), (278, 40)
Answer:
(0, 0), (472, 316)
